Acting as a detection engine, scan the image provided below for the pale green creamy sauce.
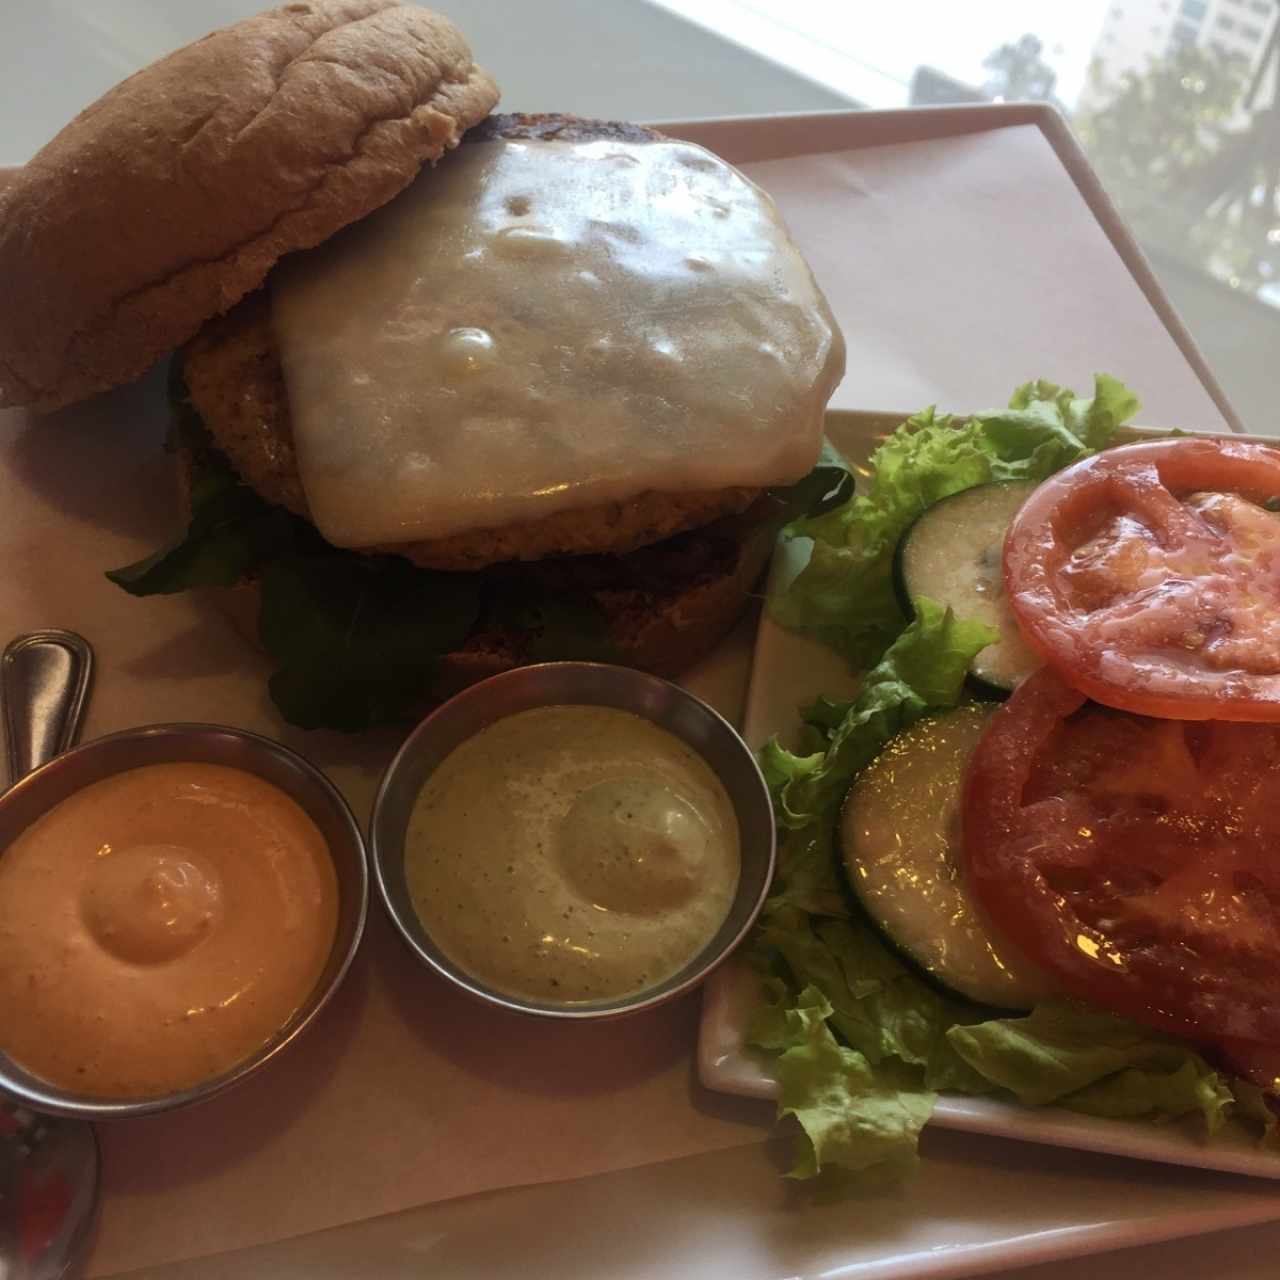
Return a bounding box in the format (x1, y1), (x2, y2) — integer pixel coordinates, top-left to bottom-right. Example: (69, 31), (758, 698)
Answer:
(404, 706), (740, 1003)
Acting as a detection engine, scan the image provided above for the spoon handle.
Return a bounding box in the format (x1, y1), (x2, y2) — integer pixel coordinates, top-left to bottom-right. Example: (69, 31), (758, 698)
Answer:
(2, 630), (93, 789)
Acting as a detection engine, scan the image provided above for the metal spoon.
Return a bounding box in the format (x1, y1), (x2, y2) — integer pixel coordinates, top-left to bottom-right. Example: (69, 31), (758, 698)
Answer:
(1, 631), (99, 1279)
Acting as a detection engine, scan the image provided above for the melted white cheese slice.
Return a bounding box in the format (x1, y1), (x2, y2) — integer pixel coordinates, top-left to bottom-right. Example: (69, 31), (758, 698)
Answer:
(270, 138), (845, 549)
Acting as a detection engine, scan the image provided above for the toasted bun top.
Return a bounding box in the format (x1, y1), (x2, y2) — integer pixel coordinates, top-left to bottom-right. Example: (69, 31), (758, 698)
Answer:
(0, 1), (499, 412)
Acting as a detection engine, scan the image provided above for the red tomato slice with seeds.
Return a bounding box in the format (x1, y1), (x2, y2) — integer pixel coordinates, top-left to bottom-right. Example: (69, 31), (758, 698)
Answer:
(1004, 437), (1280, 721)
(961, 667), (1280, 1048)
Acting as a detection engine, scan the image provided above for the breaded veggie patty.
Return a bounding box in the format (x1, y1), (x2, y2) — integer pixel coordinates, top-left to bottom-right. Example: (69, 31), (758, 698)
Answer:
(183, 291), (761, 571)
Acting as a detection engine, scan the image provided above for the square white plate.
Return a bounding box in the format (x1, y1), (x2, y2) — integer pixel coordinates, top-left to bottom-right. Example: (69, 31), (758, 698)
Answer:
(698, 409), (1280, 1182)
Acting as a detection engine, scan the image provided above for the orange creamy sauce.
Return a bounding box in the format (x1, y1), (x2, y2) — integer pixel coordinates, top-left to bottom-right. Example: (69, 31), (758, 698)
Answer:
(0, 763), (338, 1097)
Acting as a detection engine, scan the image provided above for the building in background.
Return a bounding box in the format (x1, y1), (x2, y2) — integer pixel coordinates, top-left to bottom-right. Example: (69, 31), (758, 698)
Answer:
(1082, 0), (1276, 109)
(908, 66), (987, 106)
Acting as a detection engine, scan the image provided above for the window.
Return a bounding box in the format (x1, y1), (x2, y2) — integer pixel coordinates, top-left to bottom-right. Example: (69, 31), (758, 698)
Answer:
(1240, 21), (1265, 38)
(1216, 13), (1237, 29)
(641, 0), (1280, 440)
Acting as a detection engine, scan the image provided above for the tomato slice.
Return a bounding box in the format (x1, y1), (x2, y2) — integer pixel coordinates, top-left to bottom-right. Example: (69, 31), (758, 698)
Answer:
(1004, 437), (1280, 721)
(961, 667), (1280, 1047)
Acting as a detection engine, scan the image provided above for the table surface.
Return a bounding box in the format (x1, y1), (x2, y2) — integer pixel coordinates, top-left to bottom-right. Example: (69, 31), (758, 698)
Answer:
(4, 5), (1277, 1279)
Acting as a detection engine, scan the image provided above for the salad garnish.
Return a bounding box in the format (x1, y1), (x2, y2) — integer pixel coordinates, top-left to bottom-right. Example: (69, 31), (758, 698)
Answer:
(748, 377), (1280, 1184)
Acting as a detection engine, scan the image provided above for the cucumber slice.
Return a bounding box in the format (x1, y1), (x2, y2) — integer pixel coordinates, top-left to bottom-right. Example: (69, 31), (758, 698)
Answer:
(896, 481), (1041, 694)
(839, 703), (1055, 1010)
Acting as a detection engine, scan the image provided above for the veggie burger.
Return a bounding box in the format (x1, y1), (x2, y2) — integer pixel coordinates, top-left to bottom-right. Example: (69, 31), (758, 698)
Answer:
(0, 0), (847, 731)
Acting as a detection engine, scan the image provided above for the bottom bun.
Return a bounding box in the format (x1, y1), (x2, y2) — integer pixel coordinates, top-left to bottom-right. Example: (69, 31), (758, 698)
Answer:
(431, 508), (775, 700)
(184, 444), (776, 713)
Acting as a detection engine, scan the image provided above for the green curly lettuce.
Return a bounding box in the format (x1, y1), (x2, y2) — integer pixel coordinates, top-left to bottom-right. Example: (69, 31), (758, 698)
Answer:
(772, 374), (1141, 667)
(747, 375), (1275, 1185)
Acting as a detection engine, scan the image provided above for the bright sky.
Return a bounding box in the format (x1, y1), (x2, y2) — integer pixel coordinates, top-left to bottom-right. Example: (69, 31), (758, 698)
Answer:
(652, 0), (1114, 110)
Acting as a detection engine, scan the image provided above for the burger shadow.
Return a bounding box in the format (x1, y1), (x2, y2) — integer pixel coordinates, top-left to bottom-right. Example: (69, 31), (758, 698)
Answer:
(272, 719), (409, 830)
(93, 935), (371, 1193)
(372, 907), (694, 1100)
(4, 363), (179, 543)
(117, 618), (260, 683)
(121, 622), (412, 794)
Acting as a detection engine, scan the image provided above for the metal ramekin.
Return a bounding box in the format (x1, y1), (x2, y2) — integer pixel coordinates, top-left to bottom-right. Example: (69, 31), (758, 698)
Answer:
(371, 662), (776, 1020)
(0, 724), (368, 1119)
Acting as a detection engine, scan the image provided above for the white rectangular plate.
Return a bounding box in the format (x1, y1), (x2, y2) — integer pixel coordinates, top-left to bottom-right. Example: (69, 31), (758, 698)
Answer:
(698, 409), (1280, 1181)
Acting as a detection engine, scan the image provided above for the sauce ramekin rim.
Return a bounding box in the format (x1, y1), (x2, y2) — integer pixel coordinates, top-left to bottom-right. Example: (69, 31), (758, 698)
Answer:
(370, 661), (776, 1021)
(0, 721), (369, 1119)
